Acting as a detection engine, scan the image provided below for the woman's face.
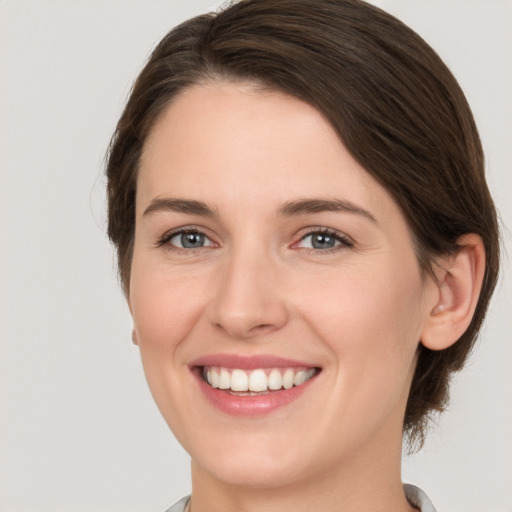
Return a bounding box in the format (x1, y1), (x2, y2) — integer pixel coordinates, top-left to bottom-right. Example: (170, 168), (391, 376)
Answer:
(130, 82), (437, 488)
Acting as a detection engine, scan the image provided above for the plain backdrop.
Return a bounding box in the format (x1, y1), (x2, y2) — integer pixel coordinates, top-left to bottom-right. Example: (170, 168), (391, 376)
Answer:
(0, 1), (510, 511)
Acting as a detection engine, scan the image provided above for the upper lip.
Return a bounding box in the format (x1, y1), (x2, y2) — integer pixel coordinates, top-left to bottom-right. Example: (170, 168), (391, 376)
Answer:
(190, 353), (319, 370)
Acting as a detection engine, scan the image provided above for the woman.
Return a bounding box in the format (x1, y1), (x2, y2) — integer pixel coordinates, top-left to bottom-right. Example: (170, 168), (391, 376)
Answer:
(105, 0), (499, 510)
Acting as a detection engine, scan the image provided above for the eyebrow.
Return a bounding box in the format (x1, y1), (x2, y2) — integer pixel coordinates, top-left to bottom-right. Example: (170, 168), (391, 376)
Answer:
(143, 198), (217, 217)
(142, 196), (376, 223)
(278, 198), (377, 223)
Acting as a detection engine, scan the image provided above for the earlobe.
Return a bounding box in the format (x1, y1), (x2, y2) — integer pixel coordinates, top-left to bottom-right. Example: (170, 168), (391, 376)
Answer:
(421, 234), (486, 351)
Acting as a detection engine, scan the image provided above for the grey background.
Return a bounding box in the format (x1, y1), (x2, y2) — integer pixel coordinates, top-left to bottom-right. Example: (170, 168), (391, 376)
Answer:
(0, 1), (510, 510)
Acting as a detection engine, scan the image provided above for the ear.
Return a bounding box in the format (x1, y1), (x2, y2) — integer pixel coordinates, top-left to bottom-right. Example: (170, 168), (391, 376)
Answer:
(421, 233), (486, 351)
(127, 293), (138, 346)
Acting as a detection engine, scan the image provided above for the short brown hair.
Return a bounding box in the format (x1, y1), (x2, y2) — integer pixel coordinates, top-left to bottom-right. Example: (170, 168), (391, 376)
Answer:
(106, 0), (499, 447)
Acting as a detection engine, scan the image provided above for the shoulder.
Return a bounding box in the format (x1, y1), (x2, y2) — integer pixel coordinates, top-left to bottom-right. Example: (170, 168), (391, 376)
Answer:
(166, 488), (436, 512)
(404, 483), (438, 512)
(164, 495), (190, 512)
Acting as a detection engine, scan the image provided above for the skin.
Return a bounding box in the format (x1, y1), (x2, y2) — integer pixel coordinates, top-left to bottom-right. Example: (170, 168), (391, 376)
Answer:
(129, 81), (444, 512)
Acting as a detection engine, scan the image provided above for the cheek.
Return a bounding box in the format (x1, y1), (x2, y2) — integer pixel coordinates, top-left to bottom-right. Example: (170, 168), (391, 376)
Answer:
(129, 259), (209, 353)
(298, 258), (426, 375)
(128, 258), (211, 431)
(299, 261), (426, 440)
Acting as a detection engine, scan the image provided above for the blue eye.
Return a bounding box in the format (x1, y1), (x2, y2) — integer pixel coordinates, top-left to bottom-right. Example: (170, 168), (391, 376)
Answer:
(297, 230), (352, 250)
(165, 230), (214, 249)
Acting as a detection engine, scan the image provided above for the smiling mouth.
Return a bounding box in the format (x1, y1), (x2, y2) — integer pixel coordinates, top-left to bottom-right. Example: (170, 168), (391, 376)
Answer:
(199, 366), (321, 395)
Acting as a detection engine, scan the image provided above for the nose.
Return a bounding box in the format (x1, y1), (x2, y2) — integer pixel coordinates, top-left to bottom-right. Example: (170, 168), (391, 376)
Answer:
(208, 248), (289, 340)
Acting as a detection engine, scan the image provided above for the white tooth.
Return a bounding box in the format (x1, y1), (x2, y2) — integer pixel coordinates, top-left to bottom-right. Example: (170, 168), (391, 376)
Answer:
(306, 368), (316, 379)
(293, 370), (306, 386)
(210, 368), (219, 388)
(249, 369), (268, 392)
(268, 368), (283, 390)
(218, 368), (231, 389)
(283, 368), (294, 389)
(231, 369), (249, 391)
(206, 369), (213, 385)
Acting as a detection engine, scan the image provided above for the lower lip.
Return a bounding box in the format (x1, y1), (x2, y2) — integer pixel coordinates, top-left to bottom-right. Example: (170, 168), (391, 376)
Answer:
(193, 369), (318, 416)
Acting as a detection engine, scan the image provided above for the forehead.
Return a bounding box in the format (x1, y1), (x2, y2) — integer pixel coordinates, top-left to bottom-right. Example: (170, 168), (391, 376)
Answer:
(138, 81), (397, 220)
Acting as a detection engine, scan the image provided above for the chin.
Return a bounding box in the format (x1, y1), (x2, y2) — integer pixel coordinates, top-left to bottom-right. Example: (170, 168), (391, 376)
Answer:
(180, 425), (318, 489)
(196, 452), (310, 489)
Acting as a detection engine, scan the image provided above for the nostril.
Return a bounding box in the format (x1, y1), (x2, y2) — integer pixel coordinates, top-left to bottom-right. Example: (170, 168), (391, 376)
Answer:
(212, 318), (281, 339)
(208, 276), (289, 338)
(251, 323), (275, 332)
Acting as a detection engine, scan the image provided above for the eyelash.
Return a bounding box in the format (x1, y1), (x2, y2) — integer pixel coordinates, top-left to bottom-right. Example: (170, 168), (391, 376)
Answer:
(295, 228), (354, 253)
(156, 226), (215, 253)
(156, 227), (354, 254)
